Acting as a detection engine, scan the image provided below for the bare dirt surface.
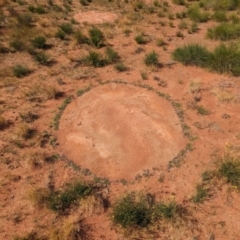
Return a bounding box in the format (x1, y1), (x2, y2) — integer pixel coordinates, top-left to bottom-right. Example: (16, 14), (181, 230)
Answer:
(74, 11), (118, 24)
(58, 83), (186, 180)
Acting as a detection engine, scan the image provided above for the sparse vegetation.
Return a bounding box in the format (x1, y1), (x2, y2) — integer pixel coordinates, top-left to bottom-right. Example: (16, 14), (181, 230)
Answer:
(13, 64), (31, 78)
(89, 27), (104, 48)
(173, 44), (211, 67)
(144, 51), (160, 66)
(218, 155), (240, 190)
(207, 23), (240, 40)
(192, 184), (209, 203)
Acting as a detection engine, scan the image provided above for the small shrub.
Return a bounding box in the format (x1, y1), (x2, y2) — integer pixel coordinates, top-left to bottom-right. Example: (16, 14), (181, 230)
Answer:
(207, 23), (240, 41)
(83, 51), (107, 67)
(172, 0), (185, 5)
(80, 0), (91, 6)
(10, 39), (25, 51)
(33, 52), (51, 66)
(55, 29), (65, 40)
(218, 155), (240, 190)
(192, 184), (209, 203)
(172, 44), (211, 67)
(178, 20), (188, 29)
(112, 194), (152, 228)
(89, 27), (104, 48)
(135, 34), (148, 44)
(13, 64), (31, 78)
(114, 62), (128, 72)
(60, 23), (73, 34)
(75, 31), (89, 44)
(48, 182), (92, 211)
(105, 47), (120, 63)
(144, 51), (159, 66)
(154, 201), (180, 220)
(209, 44), (240, 76)
(196, 105), (210, 115)
(212, 11), (228, 22)
(188, 6), (210, 22)
(0, 116), (9, 130)
(32, 36), (46, 49)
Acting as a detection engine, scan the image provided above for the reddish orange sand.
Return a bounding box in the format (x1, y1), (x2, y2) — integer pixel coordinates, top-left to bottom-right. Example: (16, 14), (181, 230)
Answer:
(57, 83), (186, 180)
(74, 11), (118, 24)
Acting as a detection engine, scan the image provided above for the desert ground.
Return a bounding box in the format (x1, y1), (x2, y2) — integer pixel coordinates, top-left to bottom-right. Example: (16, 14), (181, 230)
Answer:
(1, 0), (240, 239)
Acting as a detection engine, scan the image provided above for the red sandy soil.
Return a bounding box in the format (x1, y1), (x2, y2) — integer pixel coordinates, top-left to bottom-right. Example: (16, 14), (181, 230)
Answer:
(0, 0), (240, 239)
(74, 11), (118, 24)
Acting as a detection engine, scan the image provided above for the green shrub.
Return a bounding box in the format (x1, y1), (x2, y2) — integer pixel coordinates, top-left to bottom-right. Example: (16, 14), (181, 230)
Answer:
(60, 23), (73, 34)
(172, 44), (211, 67)
(188, 6), (210, 22)
(218, 155), (240, 189)
(0, 116), (9, 131)
(32, 36), (46, 49)
(105, 47), (120, 63)
(10, 39), (25, 51)
(48, 182), (92, 211)
(55, 29), (66, 40)
(33, 52), (51, 66)
(80, 0), (91, 6)
(201, 0), (240, 11)
(172, 0), (185, 5)
(154, 201), (179, 220)
(112, 194), (152, 228)
(114, 62), (128, 72)
(83, 51), (107, 67)
(13, 65), (31, 78)
(209, 44), (240, 75)
(135, 34), (148, 44)
(75, 31), (89, 44)
(89, 27), (104, 48)
(144, 51), (159, 66)
(207, 23), (240, 40)
(212, 11), (228, 22)
(192, 184), (209, 203)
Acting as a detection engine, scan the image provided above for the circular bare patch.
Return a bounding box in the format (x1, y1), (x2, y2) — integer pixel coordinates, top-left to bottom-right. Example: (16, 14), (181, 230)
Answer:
(74, 11), (118, 24)
(58, 84), (186, 180)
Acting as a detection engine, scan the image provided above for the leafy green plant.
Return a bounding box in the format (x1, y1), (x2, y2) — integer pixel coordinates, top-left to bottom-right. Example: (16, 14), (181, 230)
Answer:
(114, 62), (128, 72)
(13, 64), (31, 78)
(144, 51), (159, 66)
(83, 51), (107, 67)
(218, 155), (240, 190)
(135, 34), (148, 44)
(154, 201), (179, 220)
(207, 23), (240, 40)
(89, 27), (104, 48)
(33, 52), (51, 66)
(209, 44), (240, 75)
(48, 182), (92, 211)
(196, 105), (210, 115)
(31, 36), (46, 49)
(172, 44), (211, 67)
(55, 29), (65, 40)
(60, 23), (73, 35)
(212, 11), (228, 22)
(188, 6), (210, 22)
(192, 184), (209, 203)
(105, 47), (120, 63)
(10, 39), (25, 51)
(112, 194), (152, 228)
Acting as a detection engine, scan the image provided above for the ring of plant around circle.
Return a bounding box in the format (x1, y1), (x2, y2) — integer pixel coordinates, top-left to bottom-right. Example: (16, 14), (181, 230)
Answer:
(57, 83), (187, 180)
